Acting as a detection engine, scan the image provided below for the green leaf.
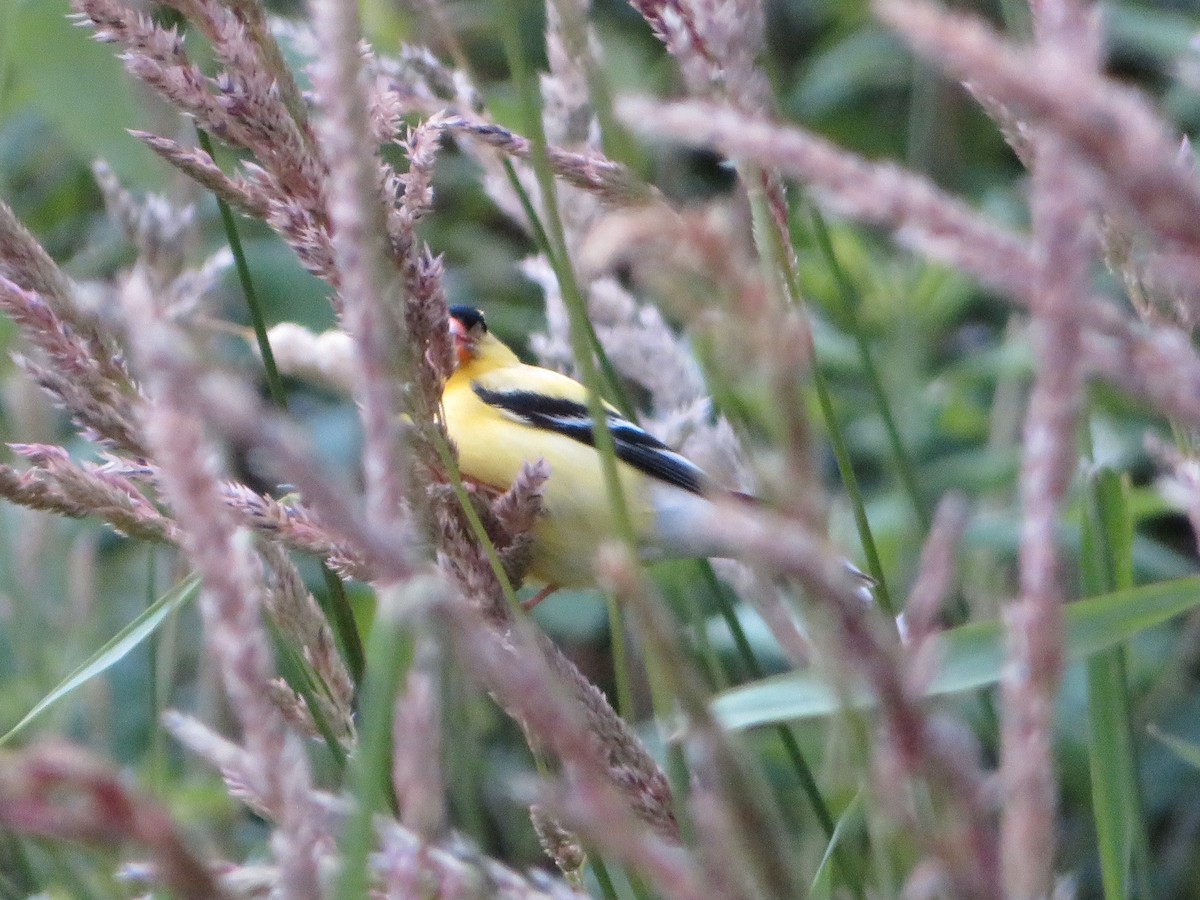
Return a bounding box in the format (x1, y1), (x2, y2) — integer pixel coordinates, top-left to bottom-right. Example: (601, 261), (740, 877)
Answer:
(790, 28), (911, 119)
(713, 575), (1200, 730)
(1081, 468), (1150, 900)
(7, 0), (163, 188)
(0, 574), (200, 745)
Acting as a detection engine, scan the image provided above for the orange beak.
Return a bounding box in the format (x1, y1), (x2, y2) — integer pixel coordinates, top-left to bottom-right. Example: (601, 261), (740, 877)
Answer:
(449, 316), (475, 369)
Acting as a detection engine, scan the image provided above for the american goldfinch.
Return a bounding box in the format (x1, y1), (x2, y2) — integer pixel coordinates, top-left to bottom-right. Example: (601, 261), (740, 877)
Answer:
(442, 305), (739, 601)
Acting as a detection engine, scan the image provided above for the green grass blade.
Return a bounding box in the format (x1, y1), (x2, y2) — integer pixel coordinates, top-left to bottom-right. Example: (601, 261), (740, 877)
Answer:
(429, 428), (522, 615)
(495, 0), (636, 719)
(1081, 468), (1151, 900)
(806, 209), (929, 530)
(266, 618), (348, 770)
(144, 549), (161, 785)
(747, 179), (894, 616)
(442, 675), (490, 847)
(1147, 724), (1200, 770)
(693, 565), (865, 898)
(335, 581), (431, 896)
(195, 128), (288, 411)
(0, 574), (201, 745)
(199, 124), (367, 692)
(1086, 651), (1143, 899)
(589, 855), (622, 900)
(713, 575), (1200, 729)
(696, 567), (836, 827)
(811, 789), (865, 898)
(318, 563), (366, 688)
(498, 159), (633, 419)
(809, 352), (895, 616)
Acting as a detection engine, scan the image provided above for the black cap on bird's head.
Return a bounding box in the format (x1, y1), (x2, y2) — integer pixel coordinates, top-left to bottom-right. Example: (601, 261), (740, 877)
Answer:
(449, 305), (487, 332)
(448, 305), (488, 368)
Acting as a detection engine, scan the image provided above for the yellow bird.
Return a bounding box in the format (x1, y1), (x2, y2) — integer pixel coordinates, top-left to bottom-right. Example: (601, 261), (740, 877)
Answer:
(442, 305), (736, 604)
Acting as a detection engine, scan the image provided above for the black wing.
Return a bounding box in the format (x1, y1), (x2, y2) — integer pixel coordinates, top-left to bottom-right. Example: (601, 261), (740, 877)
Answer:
(472, 385), (708, 496)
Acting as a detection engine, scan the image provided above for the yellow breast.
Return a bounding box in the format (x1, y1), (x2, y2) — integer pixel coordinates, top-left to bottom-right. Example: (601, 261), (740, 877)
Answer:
(441, 367), (653, 587)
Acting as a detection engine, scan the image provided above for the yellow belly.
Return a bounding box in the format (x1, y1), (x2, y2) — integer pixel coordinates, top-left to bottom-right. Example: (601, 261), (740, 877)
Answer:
(442, 385), (652, 587)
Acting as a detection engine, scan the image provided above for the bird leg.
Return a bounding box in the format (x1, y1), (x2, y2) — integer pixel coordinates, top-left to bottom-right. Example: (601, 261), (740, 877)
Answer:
(521, 583), (560, 611)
